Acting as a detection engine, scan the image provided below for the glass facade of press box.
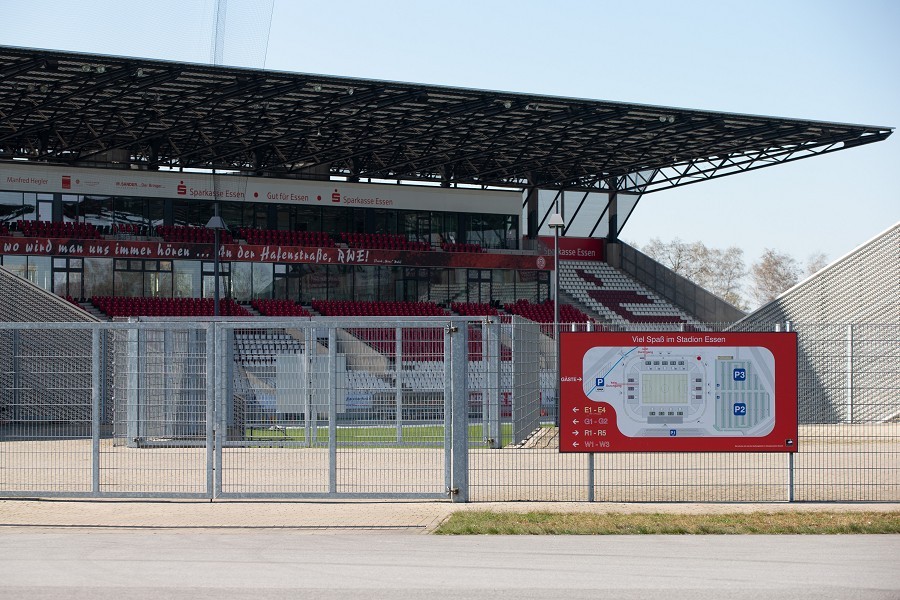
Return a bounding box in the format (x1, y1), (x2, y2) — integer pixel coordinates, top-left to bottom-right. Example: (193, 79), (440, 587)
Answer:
(0, 190), (548, 305)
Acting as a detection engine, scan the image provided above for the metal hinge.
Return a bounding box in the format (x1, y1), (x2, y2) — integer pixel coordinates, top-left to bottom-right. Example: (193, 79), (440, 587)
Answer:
(446, 487), (459, 496)
(445, 324), (459, 334)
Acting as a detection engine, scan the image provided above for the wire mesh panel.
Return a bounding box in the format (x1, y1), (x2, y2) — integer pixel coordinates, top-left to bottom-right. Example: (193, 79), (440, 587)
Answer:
(218, 323), (329, 496)
(0, 324), (93, 495)
(792, 323), (900, 501)
(466, 320), (899, 502)
(335, 321), (447, 496)
(105, 323), (211, 497)
(217, 319), (449, 498)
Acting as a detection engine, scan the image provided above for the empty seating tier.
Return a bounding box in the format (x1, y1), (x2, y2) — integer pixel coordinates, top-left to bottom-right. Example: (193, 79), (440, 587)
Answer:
(451, 302), (500, 316)
(311, 300), (448, 361)
(237, 228), (336, 247)
(156, 225), (233, 244)
(339, 232), (429, 252)
(312, 299), (448, 317)
(503, 299), (592, 325)
(91, 296), (251, 317)
(440, 242), (484, 253)
(560, 261), (698, 326)
(251, 298), (312, 317)
(16, 220), (102, 239)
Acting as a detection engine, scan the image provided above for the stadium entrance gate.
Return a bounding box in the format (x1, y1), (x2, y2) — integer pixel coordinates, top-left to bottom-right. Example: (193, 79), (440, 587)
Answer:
(0, 318), (541, 501)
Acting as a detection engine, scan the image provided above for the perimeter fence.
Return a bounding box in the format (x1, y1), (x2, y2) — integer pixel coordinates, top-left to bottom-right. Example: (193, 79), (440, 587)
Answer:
(0, 319), (896, 502)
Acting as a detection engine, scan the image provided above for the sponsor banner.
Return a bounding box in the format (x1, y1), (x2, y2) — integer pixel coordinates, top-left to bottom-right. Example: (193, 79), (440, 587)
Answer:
(559, 331), (798, 453)
(0, 163), (520, 215)
(0, 236), (552, 270)
(538, 236), (604, 261)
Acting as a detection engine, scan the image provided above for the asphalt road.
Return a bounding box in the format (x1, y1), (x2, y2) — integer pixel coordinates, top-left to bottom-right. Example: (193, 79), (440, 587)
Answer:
(0, 530), (897, 600)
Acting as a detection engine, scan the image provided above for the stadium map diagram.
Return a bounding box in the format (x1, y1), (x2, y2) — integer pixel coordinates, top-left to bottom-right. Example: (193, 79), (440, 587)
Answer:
(581, 345), (777, 438)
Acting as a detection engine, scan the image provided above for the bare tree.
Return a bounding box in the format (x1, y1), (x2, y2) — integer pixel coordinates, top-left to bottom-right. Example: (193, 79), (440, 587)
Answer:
(805, 251), (829, 277)
(749, 248), (800, 307)
(642, 238), (747, 309)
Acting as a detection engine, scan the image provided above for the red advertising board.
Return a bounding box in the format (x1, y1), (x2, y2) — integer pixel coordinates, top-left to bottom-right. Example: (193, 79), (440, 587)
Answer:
(559, 331), (798, 452)
(537, 236), (604, 261)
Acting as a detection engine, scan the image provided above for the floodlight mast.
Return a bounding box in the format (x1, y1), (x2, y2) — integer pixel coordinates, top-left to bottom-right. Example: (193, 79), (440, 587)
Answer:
(548, 212), (565, 426)
(206, 215), (228, 317)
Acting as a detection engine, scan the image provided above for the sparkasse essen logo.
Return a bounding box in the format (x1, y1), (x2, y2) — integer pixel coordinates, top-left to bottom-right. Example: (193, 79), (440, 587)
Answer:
(331, 188), (341, 203)
(536, 256), (547, 269)
(62, 175), (71, 189)
(177, 181), (187, 195)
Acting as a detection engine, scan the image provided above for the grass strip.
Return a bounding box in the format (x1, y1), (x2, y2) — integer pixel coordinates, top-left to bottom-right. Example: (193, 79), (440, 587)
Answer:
(434, 511), (900, 535)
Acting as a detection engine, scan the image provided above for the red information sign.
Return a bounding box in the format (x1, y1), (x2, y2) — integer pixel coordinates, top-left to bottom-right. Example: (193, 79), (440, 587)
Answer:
(559, 331), (798, 452)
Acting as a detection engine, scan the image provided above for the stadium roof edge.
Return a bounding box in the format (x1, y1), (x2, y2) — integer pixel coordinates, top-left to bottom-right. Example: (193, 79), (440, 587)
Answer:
(2, 44), (894, 133)
(0, 45), (893, 195)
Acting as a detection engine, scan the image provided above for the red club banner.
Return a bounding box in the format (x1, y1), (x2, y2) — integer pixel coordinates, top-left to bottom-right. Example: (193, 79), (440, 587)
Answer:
(0, 237), (554, 270)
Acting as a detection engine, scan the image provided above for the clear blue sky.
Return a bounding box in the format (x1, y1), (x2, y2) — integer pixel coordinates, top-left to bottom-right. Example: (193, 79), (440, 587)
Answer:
(4, 0), (898, 266)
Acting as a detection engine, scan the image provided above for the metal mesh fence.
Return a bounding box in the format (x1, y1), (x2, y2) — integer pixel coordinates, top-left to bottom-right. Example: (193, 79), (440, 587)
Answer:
(0, 327), (93, 495)
(218, 320), (450, 498)
(106, 323), (211, 496)
(0, 319), (896, 501)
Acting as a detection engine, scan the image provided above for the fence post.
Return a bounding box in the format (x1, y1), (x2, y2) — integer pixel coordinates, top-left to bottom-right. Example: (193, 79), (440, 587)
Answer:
(395, 325), (403, 443)
(487, 319), (501, 449)
(207, 322), (217, 499)
(11, 329), (19, 423)
(303, 326), (313, 446)
(847, 324), (854, 424)
(586, 320), (594, 502)
(126, 323), (140, 448)
(449, 320), (469, 502)
(92, 325), (101, 495)
(328, 326), (337, 494)
(443, 322), (453, 494)
(783, 320), (794, 502)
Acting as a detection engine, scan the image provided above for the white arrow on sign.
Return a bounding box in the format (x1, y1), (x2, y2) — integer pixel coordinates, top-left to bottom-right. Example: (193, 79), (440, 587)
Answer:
(572, 419), (579, 425)
(573, 430), (579, 436)
(572, 441), (579, 447)
(572, 407), (580, 413)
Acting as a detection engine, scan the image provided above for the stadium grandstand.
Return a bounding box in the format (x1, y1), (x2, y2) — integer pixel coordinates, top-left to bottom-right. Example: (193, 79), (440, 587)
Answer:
(0, 46), (896, 502)
(0, 45), (891, 328)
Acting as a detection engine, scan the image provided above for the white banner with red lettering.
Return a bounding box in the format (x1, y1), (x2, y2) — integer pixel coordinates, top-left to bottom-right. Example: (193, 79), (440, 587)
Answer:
(1, 163), (520, 215)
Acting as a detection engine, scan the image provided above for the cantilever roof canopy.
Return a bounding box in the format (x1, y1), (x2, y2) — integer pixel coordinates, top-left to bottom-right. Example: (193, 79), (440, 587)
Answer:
(0, 45), (893, 195)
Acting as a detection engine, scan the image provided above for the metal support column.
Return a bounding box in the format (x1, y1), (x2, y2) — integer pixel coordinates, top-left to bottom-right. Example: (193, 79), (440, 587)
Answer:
(11, 329), (19, 422)
(126, 325), (140, 448)
(303, 326), (313, 446)
(328, 327), (337, 494)
(486, 319), (501, 449)
(449, 321), (469, 502)
(91, 326), (101, 495)
(395, 326), (403, 442)
(586, 321), (594, 502)
(207, 323), (218, 498)
(847, 324), (854, 424)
